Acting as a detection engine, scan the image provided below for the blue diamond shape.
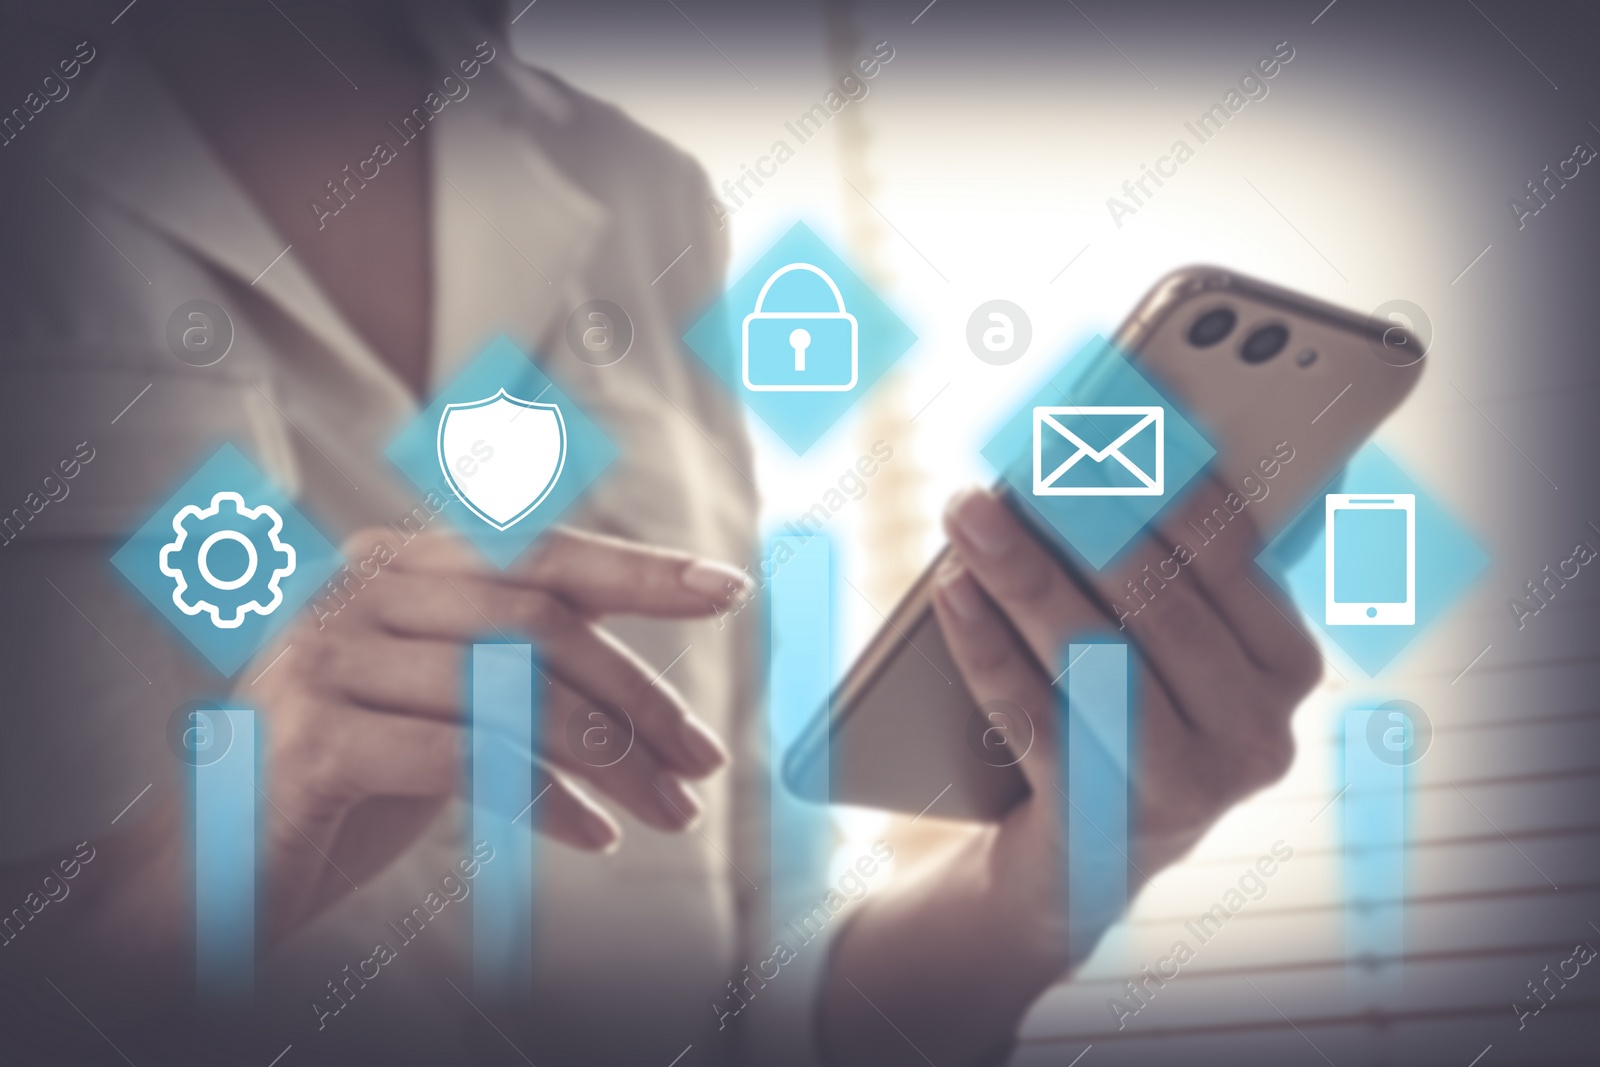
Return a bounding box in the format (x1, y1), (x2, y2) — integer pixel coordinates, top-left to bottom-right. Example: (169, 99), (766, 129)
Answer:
(980, 336), (1216, 570)
(1257, 443), (1489, 677)
(111, 444), (342, 677)
(386, 336), (618, 569)
(683, 221), (917, 455)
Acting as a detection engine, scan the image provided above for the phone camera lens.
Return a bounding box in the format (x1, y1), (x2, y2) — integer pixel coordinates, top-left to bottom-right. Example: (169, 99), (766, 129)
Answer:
(1188, 307), (1236, 348)
(1240, 324), (1289, 364)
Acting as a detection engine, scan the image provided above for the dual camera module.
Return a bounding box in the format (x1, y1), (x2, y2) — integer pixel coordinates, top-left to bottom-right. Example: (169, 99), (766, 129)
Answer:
(1188, 306), (1300, 365)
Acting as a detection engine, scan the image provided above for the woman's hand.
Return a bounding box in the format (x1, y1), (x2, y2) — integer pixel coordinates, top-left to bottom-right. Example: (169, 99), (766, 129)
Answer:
(822, 476), (1320, 1067)
(242, 524), (745, 939)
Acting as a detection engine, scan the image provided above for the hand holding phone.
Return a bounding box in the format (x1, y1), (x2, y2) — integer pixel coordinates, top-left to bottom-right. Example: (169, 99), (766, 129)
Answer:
(932, 468), (1323, 874)
(814, 268), (1422, 1067)
(786, 266), (1423, 821)
(819, 471), (1326, 1066)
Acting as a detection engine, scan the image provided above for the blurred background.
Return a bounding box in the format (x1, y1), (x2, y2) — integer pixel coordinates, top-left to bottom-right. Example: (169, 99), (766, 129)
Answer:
(518, 1), (1600, 1062)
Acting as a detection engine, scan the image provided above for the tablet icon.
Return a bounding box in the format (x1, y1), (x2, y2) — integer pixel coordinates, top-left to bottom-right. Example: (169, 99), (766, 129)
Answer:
(1325, 494), (1415, 626)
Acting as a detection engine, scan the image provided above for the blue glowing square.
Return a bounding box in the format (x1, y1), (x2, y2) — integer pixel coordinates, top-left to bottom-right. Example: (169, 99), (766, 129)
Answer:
(1257, 444), (1489, 677)
(683, 222), (917, 455)
(980, 336), (1216, 570)
(386, 336), (618, 569)
(110, 444), (341, 678)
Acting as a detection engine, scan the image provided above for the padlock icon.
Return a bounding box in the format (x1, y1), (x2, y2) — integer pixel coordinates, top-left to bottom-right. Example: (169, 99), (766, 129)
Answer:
(741, 263), (858, 392)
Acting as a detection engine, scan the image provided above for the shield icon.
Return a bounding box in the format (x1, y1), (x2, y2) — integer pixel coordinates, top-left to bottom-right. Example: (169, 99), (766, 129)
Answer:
(437, 388), (567, 531)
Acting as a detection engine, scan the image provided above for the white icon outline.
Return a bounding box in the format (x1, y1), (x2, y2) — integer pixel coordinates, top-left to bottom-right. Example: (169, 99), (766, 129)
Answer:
(741, 262), (859, 393)
(159, 491), (297, 629)
(1324, 493), (1416, 626)
(197, 529), (258, 591)
(1031, 406), (1164, 497)
(437, 388), (567, 531)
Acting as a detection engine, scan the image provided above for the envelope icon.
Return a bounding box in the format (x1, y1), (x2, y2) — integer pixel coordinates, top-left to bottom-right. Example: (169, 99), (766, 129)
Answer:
(1032, 406), (1164, 496)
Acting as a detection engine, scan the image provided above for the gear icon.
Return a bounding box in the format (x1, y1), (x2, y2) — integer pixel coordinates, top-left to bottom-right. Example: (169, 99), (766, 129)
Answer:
(158, 491), (297, 629)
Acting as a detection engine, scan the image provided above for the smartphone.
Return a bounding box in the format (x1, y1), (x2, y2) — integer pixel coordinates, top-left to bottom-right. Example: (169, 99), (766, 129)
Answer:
(782, 266), (1425, 821)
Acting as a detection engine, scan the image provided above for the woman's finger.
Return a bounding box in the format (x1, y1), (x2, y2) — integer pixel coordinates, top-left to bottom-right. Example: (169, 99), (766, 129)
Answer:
(929, 557), (1061, 797)
(339, 572), (727, 777)
(1148, 474), (1322, 695)
(327, 706), (619, 852)
(322, 670), (700, 839)
(930, 541), (1290, 871)
(312, 632), (465, 719)
(518, 527), (750, 616)
(944, 486), (1260, 736)
(539, 676), (705, 834)
(939, 489), (1106, 677)
(523, 767), (622, 853)
(367, 525), (749, 618)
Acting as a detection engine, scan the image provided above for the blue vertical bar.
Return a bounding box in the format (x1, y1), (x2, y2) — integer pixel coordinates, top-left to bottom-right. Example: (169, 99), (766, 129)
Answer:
(471, 643), (536, 999)
(194, 707), (255, 1001)
(1343, 706), (1406, 999)
(768, 533), (833, 930)
(1064, 643), (1130, 964)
